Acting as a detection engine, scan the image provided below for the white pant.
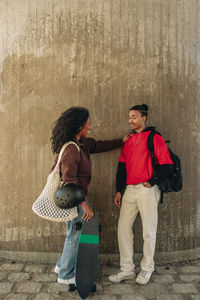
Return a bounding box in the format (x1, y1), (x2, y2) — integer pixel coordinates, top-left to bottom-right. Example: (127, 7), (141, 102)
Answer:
(118, 184), (160, 272)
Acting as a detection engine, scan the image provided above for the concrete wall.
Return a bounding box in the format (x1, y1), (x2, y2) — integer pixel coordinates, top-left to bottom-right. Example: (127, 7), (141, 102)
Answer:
(0, 0), (200, 262)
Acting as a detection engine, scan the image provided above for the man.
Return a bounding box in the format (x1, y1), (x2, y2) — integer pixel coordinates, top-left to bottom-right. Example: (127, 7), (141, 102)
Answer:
(108, 104), (173, 285)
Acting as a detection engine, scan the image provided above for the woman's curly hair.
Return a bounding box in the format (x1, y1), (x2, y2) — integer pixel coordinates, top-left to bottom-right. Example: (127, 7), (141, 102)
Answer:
(51, 106), (89, 154)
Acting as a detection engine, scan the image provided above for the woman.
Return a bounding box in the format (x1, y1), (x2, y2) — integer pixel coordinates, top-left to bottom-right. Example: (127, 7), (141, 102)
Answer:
(51, 106), (128, 285)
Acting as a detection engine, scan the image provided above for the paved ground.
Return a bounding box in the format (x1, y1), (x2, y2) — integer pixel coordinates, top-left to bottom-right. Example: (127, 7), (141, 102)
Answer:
(0, 257), (200, 300)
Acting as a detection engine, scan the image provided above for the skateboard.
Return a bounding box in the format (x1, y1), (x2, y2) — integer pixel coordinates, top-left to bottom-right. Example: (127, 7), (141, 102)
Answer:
(73, 212), (99, 299)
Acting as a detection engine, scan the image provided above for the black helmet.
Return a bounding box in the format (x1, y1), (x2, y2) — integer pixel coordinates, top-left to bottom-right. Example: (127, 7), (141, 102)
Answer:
(54, 183), (84, 209)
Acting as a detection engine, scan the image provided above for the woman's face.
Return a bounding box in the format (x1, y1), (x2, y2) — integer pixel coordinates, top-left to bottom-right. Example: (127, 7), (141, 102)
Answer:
(79, 117), (92, 137)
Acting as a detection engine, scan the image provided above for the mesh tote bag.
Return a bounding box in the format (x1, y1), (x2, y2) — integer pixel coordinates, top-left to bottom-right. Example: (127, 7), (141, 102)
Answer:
(32, 142), (80, 222)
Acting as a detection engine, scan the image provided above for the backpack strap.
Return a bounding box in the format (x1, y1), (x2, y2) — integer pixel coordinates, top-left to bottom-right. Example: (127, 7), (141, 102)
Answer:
(147, 131), (164, 203)
(147, 131), (158, 177)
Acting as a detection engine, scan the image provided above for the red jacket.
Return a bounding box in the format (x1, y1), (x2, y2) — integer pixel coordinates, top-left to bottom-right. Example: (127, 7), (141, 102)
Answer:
(118, 128), (173, 187)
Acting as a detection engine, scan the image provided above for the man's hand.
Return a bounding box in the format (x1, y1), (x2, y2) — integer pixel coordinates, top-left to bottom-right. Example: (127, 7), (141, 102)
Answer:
(114, 192), (122, 207)
(122, 134), (130, 143)
(82, 202), (94, 222)
(142, 182), (152, 188)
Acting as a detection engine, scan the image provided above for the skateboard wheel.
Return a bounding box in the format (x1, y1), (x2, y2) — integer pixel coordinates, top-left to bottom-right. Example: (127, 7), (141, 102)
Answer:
(91, 284), (96, 293)
(68, 284), (76, 292)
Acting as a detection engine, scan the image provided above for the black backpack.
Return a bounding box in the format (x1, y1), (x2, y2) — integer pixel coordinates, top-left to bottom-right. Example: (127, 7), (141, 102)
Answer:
(147, 131), (182, 203)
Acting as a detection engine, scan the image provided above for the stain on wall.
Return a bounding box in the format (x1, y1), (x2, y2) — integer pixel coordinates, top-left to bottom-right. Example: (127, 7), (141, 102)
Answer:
(0, 0), (199, 259)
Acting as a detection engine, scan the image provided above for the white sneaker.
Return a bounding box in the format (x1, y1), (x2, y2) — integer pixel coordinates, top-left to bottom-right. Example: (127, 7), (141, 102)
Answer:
(108, 270), (136, 282)
(57, 277), (75, 285)
(136, 270), (152, 285)
(54, 265), (59, 274)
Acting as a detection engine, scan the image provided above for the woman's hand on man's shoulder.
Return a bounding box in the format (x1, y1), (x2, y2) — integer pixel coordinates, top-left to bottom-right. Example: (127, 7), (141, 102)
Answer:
(122, 134), (131, 143)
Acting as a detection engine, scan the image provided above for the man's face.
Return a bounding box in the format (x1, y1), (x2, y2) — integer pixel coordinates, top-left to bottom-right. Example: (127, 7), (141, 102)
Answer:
(128, 110), (146, 132)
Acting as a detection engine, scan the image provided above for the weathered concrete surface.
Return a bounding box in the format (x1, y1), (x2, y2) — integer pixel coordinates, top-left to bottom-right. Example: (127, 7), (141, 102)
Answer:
(0, 258), (200, 299)
(0, 0), (200, 260)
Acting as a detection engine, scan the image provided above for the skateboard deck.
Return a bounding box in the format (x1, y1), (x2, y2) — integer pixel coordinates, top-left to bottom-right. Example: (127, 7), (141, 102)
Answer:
(75, 212), (99, 299)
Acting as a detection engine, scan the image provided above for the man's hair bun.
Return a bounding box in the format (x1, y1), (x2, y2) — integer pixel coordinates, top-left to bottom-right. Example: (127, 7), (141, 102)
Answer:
(129, 103), (149, 117)
(141, 104), (148, 111)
